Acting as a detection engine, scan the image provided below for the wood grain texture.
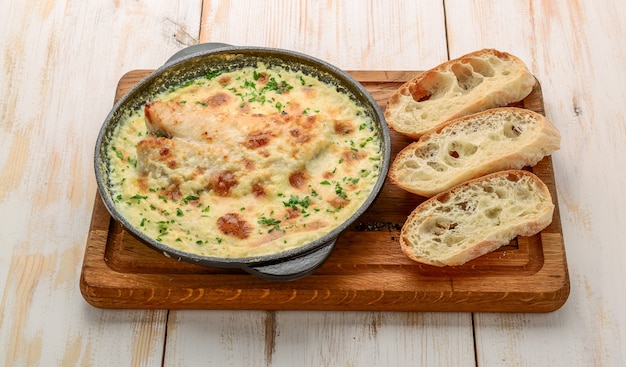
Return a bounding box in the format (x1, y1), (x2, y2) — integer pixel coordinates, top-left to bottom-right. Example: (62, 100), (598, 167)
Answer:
(445, 0), (626, 366)
(80, 70), (568, 313)
(164, 310), (476, 367)
(199, 0), (449, 71)
(3, 0), (624, 365)
(157, 3), (480, 365)
(0, 1), (201, 366)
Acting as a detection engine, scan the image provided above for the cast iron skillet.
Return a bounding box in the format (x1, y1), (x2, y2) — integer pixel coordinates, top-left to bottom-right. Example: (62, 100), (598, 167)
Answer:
(94, 43), (391, 281)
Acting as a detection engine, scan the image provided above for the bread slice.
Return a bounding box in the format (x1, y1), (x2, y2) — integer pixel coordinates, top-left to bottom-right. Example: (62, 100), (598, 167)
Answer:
(385, 49), (536, 139)
(400, 170), (554, 267)
(388, 107), (561, 197)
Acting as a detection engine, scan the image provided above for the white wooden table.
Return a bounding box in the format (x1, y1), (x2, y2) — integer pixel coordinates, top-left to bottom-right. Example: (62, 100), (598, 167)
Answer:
(1, 1), (624, 366)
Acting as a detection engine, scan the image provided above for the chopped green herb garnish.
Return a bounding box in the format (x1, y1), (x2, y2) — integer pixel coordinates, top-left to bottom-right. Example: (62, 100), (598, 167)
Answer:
(130, 194), (148, 202)
(205, 69), (222, 80)
(283, 195), (311, 211)
(156, 221), (169, 235)
(335, 183), (348, 199)
(263, 77), (293, 94)
(112, 146), (123, 160)
(180, 80), (195, 88)
(181, 195), (199, 205)
(242, 79), (256, 90)
(360, 136), (374, 148)
(258, 216), (282, 233)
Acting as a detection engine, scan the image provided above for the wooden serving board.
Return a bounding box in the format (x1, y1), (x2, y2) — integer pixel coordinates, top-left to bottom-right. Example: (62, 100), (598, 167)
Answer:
(80, 70), (569, 312)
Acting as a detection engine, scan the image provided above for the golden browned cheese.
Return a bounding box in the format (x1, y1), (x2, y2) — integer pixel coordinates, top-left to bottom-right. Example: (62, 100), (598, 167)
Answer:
(106, 63), (382, 258)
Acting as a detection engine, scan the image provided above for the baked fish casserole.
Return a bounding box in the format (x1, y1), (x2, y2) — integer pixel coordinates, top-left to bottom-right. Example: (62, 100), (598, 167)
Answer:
(104, 62), (384, 259)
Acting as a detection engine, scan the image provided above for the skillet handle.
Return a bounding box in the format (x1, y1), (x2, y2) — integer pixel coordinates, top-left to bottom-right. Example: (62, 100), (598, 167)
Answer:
(245, 240), (336, 281)
(164, 42), (234, 66)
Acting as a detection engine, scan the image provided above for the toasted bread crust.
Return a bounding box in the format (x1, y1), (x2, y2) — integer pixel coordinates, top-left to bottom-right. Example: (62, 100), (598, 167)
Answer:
(388, 107), (561, 197)
(399, 170), (554, 266)
(385, 49), (535, 139)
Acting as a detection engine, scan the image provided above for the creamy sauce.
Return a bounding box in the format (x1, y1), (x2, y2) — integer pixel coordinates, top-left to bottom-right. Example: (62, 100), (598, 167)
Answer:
(106, 63), (382, 258)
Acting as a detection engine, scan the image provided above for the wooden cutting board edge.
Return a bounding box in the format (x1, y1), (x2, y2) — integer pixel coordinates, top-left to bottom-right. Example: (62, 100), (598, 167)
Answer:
(79, 70), (570, 312)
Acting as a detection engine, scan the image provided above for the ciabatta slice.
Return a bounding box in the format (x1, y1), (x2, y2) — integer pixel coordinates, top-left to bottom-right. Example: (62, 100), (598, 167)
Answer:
(400, 170), (554, 267)
(389, 107), (561, 197)
(385, 49), (536, 139)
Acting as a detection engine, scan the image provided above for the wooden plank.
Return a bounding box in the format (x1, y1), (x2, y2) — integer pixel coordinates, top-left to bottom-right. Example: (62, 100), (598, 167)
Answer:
(130, 3), (477, 365)
(80, 69), (569, 313)
(199, 0), (449, 71)
(0, 1), (202, 366)
(166, 310), (476, 367)
(445, 0), (626, 366)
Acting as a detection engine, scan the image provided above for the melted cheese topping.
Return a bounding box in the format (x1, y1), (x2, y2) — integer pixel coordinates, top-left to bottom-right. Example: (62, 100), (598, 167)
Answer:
(106, 63), (382, 258)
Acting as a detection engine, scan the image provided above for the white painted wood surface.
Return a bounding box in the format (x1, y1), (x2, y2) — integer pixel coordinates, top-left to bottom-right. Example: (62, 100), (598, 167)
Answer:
(446, 1), (626, 366)
(1, 0), (624, 366)
(0, 1), (201, 365)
